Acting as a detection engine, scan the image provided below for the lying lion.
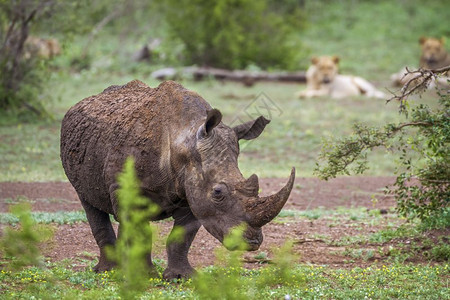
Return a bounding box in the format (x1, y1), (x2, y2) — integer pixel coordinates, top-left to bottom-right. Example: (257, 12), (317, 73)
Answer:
(391, 37), (450, 87)
(24, 36), (61, 60)
(298, 56), (386, 99)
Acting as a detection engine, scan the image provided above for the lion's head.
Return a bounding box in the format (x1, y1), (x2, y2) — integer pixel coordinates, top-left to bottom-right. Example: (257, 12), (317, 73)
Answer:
(419, 37), (447, 68)
(311, 56), (340, 84)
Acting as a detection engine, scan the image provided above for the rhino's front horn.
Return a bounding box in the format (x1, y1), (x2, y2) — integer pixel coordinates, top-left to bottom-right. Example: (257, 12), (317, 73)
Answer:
(245, 167), (296, 228)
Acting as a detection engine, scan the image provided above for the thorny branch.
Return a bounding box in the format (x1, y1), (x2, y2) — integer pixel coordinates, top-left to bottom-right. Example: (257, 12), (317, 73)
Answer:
(317, 64), (449, 220)
(391, 121), (433, 132)
(387, 65), (450, 113)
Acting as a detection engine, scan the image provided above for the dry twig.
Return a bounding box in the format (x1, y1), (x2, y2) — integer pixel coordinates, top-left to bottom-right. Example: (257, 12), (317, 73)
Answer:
(387, 65), (450, 112)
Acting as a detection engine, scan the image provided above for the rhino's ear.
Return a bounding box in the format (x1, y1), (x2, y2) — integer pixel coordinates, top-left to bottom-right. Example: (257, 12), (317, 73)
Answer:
(233, 116), (270, 141)
(198, 109), (222, 138)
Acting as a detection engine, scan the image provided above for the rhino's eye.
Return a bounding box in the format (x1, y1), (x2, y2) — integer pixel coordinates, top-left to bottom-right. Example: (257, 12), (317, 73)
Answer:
(212, 184), (227, 200)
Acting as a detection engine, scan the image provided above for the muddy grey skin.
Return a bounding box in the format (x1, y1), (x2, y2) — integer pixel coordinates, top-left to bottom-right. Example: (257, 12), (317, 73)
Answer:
(60, 80), (295, 280)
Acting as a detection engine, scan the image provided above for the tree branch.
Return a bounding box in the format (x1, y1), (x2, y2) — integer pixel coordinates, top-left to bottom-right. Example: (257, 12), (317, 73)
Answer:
(421, 179), (450, 184)
(387, 66), (450, 112)
(392, 121), (433, 132)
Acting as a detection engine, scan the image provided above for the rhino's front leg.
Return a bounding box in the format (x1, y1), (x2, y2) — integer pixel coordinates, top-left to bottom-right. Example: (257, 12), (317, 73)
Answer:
(163, 207), (201, 280)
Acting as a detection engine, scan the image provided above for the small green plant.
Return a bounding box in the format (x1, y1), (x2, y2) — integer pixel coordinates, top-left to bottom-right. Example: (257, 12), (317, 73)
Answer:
(427, 243), (450, 262)
(419, 208), (450, 230)
(262, 240), (303, 287)
(254, 251), (268, 261)
(369, 225), (419, 244)
(192, 229), (304, 300)
(192, 225), (247, 300)
(343, 248), (375, 261)
(0, 203), (53, 270)
(107, 157), (160, 299)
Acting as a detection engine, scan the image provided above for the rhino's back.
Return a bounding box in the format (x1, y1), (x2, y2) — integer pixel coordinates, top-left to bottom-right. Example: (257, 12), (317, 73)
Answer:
(60, 80), (210, 212)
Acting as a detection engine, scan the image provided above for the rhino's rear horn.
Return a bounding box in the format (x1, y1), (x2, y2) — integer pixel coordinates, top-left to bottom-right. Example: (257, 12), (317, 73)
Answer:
(245, 167), (295, 228)
(237, 174), (259, 197)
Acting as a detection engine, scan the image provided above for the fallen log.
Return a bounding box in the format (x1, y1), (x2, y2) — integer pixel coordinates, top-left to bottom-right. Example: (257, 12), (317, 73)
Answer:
(151, 67), (306, 85)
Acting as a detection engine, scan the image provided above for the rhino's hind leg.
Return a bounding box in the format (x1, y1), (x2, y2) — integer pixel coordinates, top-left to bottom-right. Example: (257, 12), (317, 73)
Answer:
(163, 207), (201, 280)
(80, 199), (117, 272)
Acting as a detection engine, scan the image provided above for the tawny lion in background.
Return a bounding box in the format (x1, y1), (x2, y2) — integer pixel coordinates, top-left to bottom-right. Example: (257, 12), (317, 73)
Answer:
(419, 37), (450, 70)
(24, 36), (61, 60)
(391, 37), (450, 87)
(298, 56), (386, 99)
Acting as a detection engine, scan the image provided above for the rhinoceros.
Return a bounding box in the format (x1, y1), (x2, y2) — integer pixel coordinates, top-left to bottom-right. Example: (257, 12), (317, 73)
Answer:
(60, 80), (295, 279)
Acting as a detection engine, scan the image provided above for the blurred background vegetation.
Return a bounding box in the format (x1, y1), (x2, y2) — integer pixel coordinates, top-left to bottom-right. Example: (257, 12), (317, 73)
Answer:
(0, 0), (449, 180)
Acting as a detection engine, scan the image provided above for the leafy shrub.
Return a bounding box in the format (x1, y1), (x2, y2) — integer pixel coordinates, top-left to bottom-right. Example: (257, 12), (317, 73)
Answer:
(419, 208), (450, 230)
(164, 0), (306, 70)
(0, 1), (55, 116)
(315, 71), (449, 223)
(0, 203), (53, 270)
(0, 0), (90, 118)
(0, 47), (50, 117)
(428, 243), (450, 261)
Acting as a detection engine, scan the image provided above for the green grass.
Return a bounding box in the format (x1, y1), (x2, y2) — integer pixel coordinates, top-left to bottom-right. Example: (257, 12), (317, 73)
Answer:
(1, 206), (448, 298)
(0, 122), (65, 181)
(301, 0), (450, 80)
(0, 262), (448, 299)
(0, 211), (87, 225)
(0, 72), (424, 181)
(332, 224), (421, 247)
(276, 207), (388, 223)
(429, 243), (450, 261)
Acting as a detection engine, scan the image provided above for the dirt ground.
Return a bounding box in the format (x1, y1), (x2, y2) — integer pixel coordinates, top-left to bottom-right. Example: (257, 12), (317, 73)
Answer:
(1, 176), (438, 271)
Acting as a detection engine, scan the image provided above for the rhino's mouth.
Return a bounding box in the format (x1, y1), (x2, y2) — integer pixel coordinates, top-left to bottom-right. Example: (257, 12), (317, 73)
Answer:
(223, 237), (262, 251)
(245, 239), (262, 251)
(242, 225), (263, 251)
(211, 223), (263, 251)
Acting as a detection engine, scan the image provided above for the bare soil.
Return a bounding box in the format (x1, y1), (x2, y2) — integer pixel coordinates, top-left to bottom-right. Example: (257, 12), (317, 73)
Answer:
(1, 177), (444, 270)
(0, 177), (396, 212)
